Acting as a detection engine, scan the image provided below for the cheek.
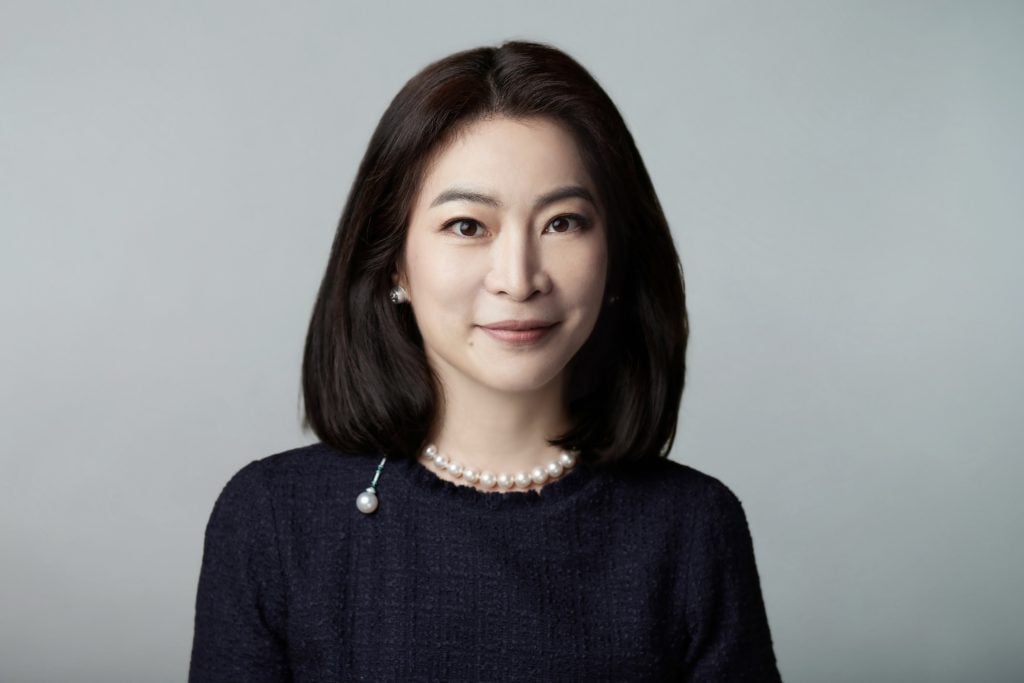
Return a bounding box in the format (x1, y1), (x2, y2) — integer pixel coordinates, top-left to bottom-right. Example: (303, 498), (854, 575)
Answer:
(429, 261), (476, 304)
(410, 257), (479, 325)
(407, 237), (468, 296)
(563, 244), (608, 301)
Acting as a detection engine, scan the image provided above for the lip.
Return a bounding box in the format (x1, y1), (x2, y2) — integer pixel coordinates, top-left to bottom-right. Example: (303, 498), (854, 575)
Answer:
(479, 319), (558, 331)
(478, 321), (559, 346)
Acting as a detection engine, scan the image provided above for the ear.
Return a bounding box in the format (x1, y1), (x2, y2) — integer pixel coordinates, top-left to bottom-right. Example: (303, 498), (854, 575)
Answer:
(392, 249), (407, 288)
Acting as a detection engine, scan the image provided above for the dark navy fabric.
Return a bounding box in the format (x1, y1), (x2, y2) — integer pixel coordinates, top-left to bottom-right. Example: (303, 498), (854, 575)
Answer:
(188, 442), (782, 681)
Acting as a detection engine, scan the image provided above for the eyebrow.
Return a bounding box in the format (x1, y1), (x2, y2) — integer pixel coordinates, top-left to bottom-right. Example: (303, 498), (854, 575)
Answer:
(429, 184), (597, 211)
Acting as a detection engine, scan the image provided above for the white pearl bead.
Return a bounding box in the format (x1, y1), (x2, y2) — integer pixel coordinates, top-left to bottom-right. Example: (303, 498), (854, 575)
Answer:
(356, 488), (378, 514)
(413, 444), (582, 495)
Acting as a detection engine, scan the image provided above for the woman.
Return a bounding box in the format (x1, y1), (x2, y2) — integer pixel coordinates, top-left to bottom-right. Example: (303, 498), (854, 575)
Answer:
(189, 40), (782, 681)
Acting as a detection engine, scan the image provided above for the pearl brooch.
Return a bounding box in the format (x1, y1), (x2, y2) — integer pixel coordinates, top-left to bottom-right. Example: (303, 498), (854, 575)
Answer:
(420, 443), (578, 491)
(356, 456), (387, 514)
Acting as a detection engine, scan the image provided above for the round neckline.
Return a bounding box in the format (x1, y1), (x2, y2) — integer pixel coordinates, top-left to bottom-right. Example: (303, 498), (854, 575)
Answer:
(395, 453), (600, 512)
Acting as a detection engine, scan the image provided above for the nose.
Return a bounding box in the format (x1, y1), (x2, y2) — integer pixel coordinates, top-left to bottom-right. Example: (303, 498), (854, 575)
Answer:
(484, 224), (552, 301)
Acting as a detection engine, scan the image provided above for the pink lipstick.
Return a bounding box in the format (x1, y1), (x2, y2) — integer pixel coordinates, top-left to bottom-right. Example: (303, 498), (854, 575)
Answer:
(478, 320), (559, 346)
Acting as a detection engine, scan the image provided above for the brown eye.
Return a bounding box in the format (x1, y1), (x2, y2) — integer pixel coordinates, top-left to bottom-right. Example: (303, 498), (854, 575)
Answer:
(546, 214), (589, 233)
(444, 218), (485, 238)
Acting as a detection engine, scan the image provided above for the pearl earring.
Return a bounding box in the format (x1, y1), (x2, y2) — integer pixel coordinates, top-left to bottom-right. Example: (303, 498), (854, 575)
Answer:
(389, 285), (408, 304)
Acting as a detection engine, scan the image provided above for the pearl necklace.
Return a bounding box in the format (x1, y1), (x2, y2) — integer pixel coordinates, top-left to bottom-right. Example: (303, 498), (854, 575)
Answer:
(420, 443), (578, 491)
(355, 444), (580, 514)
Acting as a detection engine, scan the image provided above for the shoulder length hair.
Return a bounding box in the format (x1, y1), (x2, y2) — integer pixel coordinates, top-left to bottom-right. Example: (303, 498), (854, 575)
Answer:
(302, 40), (688, 469)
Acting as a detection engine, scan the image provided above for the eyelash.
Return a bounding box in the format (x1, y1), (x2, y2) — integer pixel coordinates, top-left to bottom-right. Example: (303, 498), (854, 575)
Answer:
(441, 213), (591, 238)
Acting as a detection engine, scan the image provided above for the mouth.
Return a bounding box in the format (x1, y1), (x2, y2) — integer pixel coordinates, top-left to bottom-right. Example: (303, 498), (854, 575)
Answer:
(477, 322), (560, 346)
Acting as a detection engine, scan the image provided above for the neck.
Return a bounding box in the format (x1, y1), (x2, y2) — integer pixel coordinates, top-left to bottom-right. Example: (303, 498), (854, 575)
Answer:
(425, 371), (572, 475)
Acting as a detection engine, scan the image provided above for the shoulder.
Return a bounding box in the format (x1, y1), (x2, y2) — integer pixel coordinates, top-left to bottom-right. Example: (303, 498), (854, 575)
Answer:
(615, 455), (747, 512)
(211, 442), (382, 517)
(605, 456), (752, 538)
(226, 441), (379, 485)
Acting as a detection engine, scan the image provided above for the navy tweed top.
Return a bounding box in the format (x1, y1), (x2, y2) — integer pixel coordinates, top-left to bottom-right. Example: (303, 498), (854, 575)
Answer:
(188, 442), (782, 681)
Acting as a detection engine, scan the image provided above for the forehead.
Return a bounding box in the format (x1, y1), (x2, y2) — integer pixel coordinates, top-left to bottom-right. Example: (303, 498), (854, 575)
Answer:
(414, 116), (594, 207)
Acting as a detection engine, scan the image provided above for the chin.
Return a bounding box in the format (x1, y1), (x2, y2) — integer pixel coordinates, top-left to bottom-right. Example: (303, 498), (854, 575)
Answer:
(478, 362), (568, 394)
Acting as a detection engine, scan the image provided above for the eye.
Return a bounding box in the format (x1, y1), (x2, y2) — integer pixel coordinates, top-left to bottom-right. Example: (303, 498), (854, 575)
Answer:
(441, 218), (486, 238)
(545, 213), (590, 234)
(440, 213), (591, 239)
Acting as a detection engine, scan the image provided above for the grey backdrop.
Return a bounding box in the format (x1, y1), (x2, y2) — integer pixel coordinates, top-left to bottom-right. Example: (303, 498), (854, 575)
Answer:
(2, 1), (1022, 681)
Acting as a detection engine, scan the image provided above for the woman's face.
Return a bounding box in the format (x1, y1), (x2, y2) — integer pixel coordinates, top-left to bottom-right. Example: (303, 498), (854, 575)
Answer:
(397, 115), (608, 396)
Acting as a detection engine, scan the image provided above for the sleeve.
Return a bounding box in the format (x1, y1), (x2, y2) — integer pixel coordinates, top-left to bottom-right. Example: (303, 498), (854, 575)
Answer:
(188, 460), (291, 683)
(681, 480), (783, 681)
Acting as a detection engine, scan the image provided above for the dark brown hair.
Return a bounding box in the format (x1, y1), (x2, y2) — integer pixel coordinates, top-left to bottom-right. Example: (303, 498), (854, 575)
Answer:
(301, 40), (688, 469)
